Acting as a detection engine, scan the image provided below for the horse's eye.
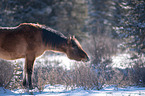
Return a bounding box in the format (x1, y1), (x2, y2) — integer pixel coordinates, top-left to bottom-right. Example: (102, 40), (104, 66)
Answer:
(72, 43), (77, 48)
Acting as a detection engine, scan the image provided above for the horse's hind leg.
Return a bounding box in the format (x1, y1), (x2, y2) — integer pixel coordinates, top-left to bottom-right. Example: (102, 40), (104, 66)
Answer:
(23, 54), (35, 89)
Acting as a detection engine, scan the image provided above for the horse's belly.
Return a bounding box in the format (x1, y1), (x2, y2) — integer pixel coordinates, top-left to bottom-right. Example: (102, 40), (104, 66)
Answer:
(0, 48), (11, 60)
(0, 48), (25, 60)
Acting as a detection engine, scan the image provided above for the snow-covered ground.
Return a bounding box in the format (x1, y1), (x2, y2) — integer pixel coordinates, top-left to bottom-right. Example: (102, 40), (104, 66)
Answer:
(1, 85), (145, 96)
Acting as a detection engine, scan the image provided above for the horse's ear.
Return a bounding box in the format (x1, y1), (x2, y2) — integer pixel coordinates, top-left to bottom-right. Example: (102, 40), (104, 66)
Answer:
(72, 35), (75, 39)
(67, 36), (72, 44)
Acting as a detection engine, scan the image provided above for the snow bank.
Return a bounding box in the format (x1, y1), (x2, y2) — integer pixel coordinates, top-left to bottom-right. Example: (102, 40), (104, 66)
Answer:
(0, 87), (15, 95)
(1, 85), (145, 96)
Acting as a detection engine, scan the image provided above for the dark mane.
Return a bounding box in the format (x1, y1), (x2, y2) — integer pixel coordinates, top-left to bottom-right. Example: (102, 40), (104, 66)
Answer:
(41, 25), (66, 38)
(40, 25), (67, 48)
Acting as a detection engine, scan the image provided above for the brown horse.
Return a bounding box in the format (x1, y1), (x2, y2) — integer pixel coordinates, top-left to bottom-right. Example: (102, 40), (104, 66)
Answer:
(0, 23), (89, 89)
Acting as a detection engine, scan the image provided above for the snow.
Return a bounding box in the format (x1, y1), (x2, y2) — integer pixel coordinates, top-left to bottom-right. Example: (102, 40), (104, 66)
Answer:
(40, 54), (76, 70)
(111, 53), (134, 69)
(1, 85), (145, 96)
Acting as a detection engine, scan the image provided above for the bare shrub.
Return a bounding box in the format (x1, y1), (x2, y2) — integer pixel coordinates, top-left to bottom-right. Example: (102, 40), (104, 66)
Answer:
(32, 61), (106, 90)
(112, 54), (145, 86)
(7, 62), (23, 90)
(33, 60), (67, 91)
(70, 63), (102, 90)
(105, 68), (134, 87)
(130, 55), (145, 86)
(104, 54), (145, 87)
(0, 59), (14, 88)
(33, 67), (48, 92)
(83, 35), (118, 65)
(132, 67), (145, 86)
(81, 34), (119, 87)
(47, 67), (66, 85)
(33, 65), (50, 91)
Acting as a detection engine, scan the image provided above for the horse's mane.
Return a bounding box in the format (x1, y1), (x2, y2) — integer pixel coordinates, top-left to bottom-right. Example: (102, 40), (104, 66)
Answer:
(19, 23), (67, 39)
(40, 24), (66, 39)
(29, 23), (68, 47)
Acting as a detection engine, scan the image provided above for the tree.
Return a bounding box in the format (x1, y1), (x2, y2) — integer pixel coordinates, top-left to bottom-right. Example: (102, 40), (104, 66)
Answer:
(0, 0), (87, 38)
(82, 0), (119, 87)
(85, 0), (119, 65)
(0, 0), (53, 26)
(87, 0), (119, 36)
(116, 0), (145, 53)
(53, 0), (88, 37)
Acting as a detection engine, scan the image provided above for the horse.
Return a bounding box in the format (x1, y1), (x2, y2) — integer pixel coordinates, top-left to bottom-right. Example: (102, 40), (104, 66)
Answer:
(0, 23), (89, 89)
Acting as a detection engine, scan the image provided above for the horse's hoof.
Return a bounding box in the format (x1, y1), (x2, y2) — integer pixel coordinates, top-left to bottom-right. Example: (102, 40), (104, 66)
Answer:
(22, 80), (27, 87)
(29, 86), (34, 90)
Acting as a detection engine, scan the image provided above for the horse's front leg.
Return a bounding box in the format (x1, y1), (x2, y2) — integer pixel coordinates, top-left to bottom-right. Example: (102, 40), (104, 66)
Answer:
(22, 64), (27, 88)
(23, 54), (35, 89)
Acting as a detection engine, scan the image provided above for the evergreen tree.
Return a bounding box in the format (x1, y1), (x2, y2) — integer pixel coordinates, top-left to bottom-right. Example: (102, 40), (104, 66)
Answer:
(53, 0), (88, 37)
(87, 0), (117, 36)
(0, 0), (87, 38)
(117, 0), (145, 53)
(86, 0), (119, 65)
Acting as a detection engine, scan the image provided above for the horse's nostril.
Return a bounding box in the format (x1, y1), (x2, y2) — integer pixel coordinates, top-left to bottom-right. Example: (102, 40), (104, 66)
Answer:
(83, 56), (89, 62)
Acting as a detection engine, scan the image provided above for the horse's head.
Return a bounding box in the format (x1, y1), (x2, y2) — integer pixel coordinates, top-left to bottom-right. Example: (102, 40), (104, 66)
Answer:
(65, 36), (89, 62)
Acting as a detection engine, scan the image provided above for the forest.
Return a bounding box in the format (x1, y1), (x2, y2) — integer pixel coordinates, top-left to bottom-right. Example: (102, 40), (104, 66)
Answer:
(0, 0), (145, 93)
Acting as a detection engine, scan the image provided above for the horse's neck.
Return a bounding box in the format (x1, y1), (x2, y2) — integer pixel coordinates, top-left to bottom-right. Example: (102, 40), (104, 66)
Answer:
(42, 30), (67, 52)
(48, 38), (67, 53)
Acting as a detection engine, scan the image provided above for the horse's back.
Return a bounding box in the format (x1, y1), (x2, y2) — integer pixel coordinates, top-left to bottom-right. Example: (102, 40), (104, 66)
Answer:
(0, 24), (42, 60)
(0, 27), (28, 60)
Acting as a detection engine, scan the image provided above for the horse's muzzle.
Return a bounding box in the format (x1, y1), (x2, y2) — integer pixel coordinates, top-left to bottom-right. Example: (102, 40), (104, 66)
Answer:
(87, 56), (90, 61)
(82, 56), (90, 62)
